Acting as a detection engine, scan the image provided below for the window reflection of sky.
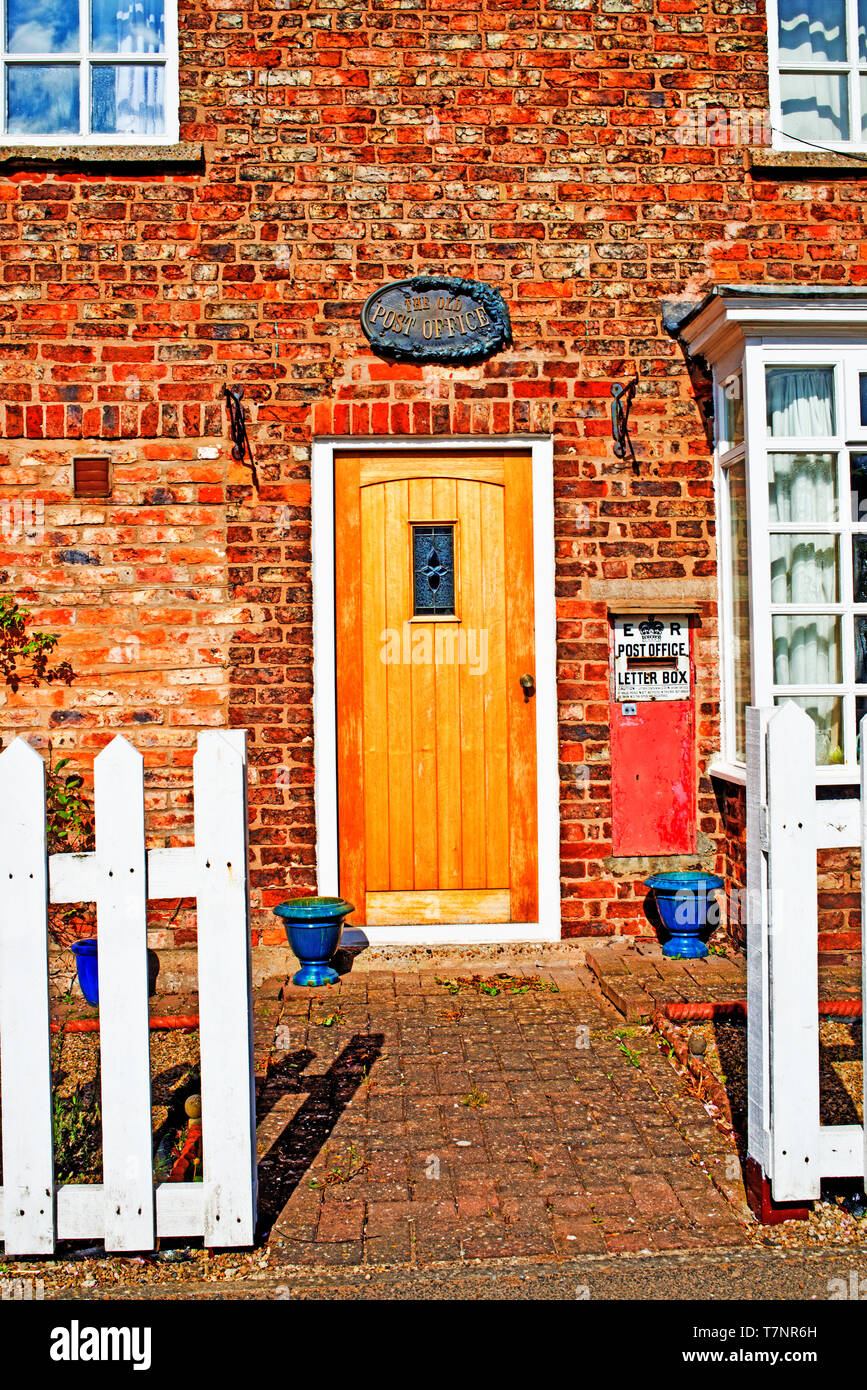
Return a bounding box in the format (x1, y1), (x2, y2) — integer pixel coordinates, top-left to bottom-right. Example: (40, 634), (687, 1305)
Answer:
(4, 0), (165, 54)
(92, 63), (164, 133)
(7, 64), (79, 133)
(91, 1), (165, 54)
(6, 0), (78, 53)
(3, 0), (167, 135)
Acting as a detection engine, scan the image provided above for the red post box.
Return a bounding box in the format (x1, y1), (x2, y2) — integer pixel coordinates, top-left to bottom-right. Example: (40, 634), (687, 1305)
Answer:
(609, 613), (696, 856)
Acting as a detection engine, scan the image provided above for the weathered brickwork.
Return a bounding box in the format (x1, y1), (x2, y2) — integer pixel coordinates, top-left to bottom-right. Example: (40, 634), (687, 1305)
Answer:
(2, 0), (865, 951)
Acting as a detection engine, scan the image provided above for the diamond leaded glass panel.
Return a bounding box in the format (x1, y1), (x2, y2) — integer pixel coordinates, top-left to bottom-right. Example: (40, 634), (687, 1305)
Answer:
(412, 524), (455, 616)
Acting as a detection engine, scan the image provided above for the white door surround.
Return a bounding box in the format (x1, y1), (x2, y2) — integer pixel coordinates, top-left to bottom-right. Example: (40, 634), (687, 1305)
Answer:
(310, 435), (561, 946)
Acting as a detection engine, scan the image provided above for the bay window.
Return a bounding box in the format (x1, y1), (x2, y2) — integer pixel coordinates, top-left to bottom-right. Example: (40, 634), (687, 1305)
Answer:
(0, 0), (178, 143)
(677, 287), (867, 782)
(767, 0), (867, 148)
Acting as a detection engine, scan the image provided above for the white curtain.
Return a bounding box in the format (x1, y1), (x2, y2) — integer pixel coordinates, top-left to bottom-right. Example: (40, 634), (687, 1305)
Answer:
(780, 73), (849, 143)
(777, 0), (850, 141)
(767, 369), (841, 762)
(93, 0), (164, 134)
(766, 367), (835, 437)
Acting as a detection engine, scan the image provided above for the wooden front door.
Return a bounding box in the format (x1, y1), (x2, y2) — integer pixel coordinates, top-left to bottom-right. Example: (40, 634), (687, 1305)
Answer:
(335, 450), (538, 927)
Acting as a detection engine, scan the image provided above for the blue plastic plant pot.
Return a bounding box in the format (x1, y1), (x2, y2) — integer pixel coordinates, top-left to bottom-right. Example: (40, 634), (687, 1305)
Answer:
(71, 938), (99, 1006)
(272, 896), (355, 987)
(644, 872), (725, 959)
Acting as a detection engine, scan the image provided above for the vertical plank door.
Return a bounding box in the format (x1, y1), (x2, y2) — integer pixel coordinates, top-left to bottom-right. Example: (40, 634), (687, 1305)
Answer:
(335, 450), (538, 927)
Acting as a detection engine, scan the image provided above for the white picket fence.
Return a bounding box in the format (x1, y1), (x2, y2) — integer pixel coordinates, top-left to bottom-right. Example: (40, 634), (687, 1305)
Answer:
(747, 701), (867, 1201)
(0, 732), (257, 1255)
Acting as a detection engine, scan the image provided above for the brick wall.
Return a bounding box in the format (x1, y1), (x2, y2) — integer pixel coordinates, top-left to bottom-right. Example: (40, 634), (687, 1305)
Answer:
(2, 0), (864, 951)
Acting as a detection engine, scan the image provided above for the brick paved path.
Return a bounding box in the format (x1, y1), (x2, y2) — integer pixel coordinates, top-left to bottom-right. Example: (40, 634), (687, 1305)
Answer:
(252, 963), (750, 1266)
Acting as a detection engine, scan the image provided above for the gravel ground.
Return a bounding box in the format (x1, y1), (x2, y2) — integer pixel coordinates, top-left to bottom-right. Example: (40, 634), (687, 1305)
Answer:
(661, 1016), (867, 1251)
(0, 1026), (201, 1186)
(681, 1017), (863, 1127)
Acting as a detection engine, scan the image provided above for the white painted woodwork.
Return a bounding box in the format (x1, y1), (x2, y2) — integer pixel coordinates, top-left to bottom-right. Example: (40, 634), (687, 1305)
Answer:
(0, 732), (256, 1255)
(193, 732), (257, 1247)
(311, 435), (560, 941)
(745, 706), (771, 1172)
(0, 741), (55, 1253)
(94, 737), (155, 1251)
(748, 702), (867, 1202)
(765, 704), (821, 1199)
(862, 715), (867, 1191)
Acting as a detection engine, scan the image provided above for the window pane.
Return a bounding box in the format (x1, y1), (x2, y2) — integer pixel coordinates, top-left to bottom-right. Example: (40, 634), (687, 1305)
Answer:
(777, 0), (847, 61)
(91, 64), (165, 135)
(858, 695), (867, 760)
(412, 525), (456, 616)
(862, 75), (867, 137)
(773, 695), (844, 765)
(779, 72), (850, 143)
(769, 452), (837, 523)
(770, 533), (839, 601)
(727, 461), (751, 762)
(91, 0), (165, 54)
(855, 616), (867, 681)
(6, 0), (78, 52)
(722, 373), (744, 450)
(766, 366), (835, 437)
(850, 452), (867, 523)
(860, 0), (867, 60)
(853, 535), (867, 600)
(772, 614), (842, 683)
(7, 64), (78, 133)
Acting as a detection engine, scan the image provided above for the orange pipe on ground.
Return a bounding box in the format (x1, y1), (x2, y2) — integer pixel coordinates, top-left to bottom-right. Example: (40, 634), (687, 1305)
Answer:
(50, 1015), (199, 1033)
(661, 1000), (861, 1021)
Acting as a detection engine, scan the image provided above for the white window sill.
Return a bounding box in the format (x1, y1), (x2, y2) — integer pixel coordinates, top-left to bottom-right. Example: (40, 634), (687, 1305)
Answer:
(709, 756), (863, 791)
(708, 759), (747, 786)
(748, 148), (867, 176)
(0, 142), (202, 168)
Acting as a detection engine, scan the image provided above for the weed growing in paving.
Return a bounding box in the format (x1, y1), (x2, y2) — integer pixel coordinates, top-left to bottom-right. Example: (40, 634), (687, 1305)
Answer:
(435, 973), (559, 997)
(614, 1029), (642, 1069)
(308, 1143), (368, 1189)
(315, 1007), (344, 1028)
(461, 1084), (489, 1109)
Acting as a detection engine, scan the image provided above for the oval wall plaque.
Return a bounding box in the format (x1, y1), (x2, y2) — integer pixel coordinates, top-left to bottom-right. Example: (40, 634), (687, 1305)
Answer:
(361, 275), (511, 364)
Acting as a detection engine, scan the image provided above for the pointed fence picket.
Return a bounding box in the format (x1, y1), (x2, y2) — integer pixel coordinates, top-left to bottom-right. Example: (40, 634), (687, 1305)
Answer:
(746, 701), (866, 1201)
(0, 731), (256, 1255)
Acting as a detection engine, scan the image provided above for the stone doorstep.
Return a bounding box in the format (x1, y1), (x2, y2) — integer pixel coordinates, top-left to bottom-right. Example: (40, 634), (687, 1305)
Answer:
(585, 941), (862, 1024)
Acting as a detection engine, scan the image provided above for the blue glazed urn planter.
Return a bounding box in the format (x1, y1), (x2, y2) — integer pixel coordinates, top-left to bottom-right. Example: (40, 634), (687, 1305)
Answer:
(71, 938), (99, 1006)
(69, 941), (160, 1007)
(273, 896), (355, 987)
(644, 872), (725, 959)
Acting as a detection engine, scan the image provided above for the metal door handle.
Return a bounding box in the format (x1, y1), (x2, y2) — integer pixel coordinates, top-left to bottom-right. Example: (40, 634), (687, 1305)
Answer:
(520, 674), (535, 701)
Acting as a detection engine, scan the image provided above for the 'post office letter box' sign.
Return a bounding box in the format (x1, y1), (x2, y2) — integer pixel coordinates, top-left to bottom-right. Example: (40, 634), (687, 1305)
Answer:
(613, 614), (690, 702)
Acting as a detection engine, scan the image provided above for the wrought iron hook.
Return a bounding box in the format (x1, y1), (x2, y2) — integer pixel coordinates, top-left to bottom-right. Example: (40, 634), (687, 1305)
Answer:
(610, 375), (639, 469)
(223, 385), (259, 490)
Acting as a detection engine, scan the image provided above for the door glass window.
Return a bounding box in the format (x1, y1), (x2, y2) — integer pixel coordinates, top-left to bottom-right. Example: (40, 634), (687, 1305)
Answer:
(412, 524), (456, 616)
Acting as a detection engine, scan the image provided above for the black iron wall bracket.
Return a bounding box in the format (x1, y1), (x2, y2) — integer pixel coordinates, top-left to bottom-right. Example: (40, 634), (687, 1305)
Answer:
(224, 386), (259, 490)
(611, 376), (639, 468)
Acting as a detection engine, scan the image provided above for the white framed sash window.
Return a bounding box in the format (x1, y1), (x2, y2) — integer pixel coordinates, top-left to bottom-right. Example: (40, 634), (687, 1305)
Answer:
(0, 0), (178, 144)
(767, 0), (867, 149)
(679, 288), (867, 784)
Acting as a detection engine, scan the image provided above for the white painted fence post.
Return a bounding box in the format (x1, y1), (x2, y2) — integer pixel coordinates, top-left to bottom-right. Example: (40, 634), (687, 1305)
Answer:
(194, 731), (257, 1247)
(94, 737), (155, 1252)
(861, 713), (867, 1192)
(0, 741), (55, 1254)
(745, 706), (772, 1175)
(766, 702), (820, 1201)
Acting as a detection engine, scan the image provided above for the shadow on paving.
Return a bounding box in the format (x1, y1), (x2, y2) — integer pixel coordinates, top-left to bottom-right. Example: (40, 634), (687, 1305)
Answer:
(255, 1033), (384, 1241)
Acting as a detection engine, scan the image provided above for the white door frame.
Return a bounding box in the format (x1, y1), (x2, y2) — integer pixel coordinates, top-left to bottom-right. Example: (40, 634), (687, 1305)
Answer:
(311, 435), (560, 945)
